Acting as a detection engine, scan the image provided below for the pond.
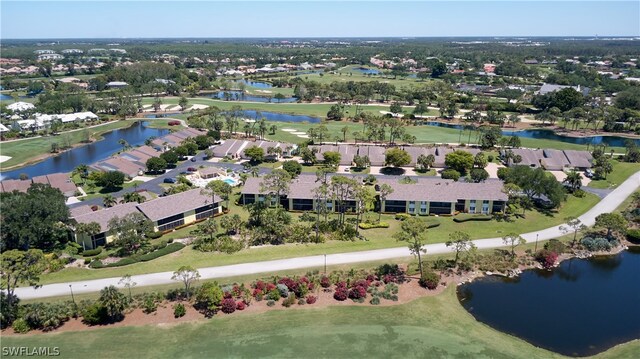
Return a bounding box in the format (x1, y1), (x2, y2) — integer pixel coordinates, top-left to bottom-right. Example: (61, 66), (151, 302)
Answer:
(0, 121), (169, 180)
(234, 79), (273, 88)
(235, 110), (321, 124)
(351, 67), (381, 75)
(144, 113), (181, 119)
(423, 121), (640, 147)
(457, 248), (640, 357)
(204, 91), (298, 103)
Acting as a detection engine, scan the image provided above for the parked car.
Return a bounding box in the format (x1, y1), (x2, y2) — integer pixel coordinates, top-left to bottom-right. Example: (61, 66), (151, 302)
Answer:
(585, 169), (594, 178)
(190, 157), (197, 162)
(163, 178), (176, 184)
(187, 167), (197, 172)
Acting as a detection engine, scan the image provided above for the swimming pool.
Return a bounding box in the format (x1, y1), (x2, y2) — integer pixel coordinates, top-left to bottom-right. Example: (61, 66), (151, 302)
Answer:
(223, 178), (237, 186)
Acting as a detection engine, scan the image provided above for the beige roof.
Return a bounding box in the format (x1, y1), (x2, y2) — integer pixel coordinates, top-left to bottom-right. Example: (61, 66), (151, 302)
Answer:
(69, 205), (95, 217)
(73, 202), (141, 233)
(136, 188), (221, 221)
(0, 179), (32, 193)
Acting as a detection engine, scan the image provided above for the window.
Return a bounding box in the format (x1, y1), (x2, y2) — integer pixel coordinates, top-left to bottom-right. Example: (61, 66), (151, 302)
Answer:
(482, 200), (490, 214)
(455, 199), (466, 212)
(408, 201), (415, 213)
(157, 213), (185, 232)
(243, 194), (256, 205)
(292, 198), (314, 211)
(325, 201), (333, 211)
(384, 200), (406, 213)
(91, 232), (106, 249)
(469, 200), (476, 214)
(420, 201), (427, 214)
(429, 202), (452, 215)
(492, 201), (505, 213)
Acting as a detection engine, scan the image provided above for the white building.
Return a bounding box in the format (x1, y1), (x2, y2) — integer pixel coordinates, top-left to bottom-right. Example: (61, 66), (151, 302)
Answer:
(7, 102), (35, 113)
(37, 54), (64, 61)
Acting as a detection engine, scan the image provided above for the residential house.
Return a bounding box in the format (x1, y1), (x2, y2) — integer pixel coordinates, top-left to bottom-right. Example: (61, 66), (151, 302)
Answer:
(136, 189), (222, 232)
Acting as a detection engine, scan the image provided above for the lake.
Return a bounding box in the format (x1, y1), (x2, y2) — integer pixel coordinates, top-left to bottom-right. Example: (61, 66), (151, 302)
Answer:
(423, 121), (640, 147)
(204, 91), (298, 103)
(236, 110), (321, 123)
(234, 79), (272, 89)
(457, 248), (640, 357)
(0, 121), (168, 180)
(352, 67), (381, 75)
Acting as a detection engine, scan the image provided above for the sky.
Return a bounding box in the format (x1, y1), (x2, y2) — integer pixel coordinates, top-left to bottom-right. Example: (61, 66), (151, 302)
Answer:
(1, 1), (639, 39)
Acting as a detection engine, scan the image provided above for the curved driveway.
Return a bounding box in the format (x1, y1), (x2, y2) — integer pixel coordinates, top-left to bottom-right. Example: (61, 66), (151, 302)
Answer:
(16, 171), (640, 300)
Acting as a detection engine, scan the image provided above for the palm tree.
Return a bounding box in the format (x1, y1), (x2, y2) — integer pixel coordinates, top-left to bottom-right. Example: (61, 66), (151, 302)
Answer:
(258, 118), (267, 139)
(121, 192), (145, 204)
(118, 139), (129, 152)
(341, 126), (349, 142)
(73, 164), (89, 184)
(103, 195), (117, 208)
(563, 170), (583, 192)
(269, 124), (277, 135)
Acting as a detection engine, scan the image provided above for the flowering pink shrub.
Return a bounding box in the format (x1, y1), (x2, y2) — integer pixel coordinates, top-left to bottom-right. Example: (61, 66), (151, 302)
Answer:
(306, 295), (317, 304)
(265, 283), (276, 292)
(535, 250), (558, 269)
(221, 298), (237, 314)
(236, 301), (246, 311)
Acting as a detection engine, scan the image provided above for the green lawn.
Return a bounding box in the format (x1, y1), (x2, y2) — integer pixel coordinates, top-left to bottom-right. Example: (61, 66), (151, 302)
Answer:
(78, 180), (144, 201)
(3, 285), (637, 359)
(588, 161), (640, 189)
(0, 120), (138, 170)
(39, 191), (600, 284)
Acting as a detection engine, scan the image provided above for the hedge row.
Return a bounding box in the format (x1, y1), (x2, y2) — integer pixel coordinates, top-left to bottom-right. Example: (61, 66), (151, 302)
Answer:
(453, 214), (492, 223)
(91, 243), (186, 269)
(82, 247), (103, 257)
(358, 222), (390, 230)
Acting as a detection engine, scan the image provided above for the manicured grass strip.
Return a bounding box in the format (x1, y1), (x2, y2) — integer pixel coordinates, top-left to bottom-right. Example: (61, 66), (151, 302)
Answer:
(4, 286), (636, 359)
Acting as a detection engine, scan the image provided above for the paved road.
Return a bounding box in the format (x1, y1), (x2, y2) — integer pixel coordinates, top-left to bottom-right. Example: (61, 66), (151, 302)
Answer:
(20, 170), (639, 300)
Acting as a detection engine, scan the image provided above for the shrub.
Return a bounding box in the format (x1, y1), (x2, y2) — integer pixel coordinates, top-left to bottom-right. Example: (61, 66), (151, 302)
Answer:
(544, 239), (567, 254)
(487, 155), (494, 162)
(320, 276), (331, 288)
(145, 231), (163, 239)
(220, 298), (237, 314)
(11, 318), (30, 333)
(419, 270), (441, 290)
(89, 259), (104, 268)
(581, 236), (616, 252)
(573, 189), (586, 198)
(82, 247), (103, 257)
(306, 295), (317, 304)
(395, 213), (411, 221)
(105, 257), (139, 267)
(298, 299), (306, 305)
(138, 243), (185, 262)
(441, 169), (461, 181)
(236, 301), (246, 311)
(535, 250), (558, 269)
(82, 303), (108, 325)
(370, 296), (381, 305)
(143, 297), (158, 314)
(333, 287), (348, 301)
(282, 294), (297, 308)
(266, 289), (281, 301)
(348, 286), (367, 300)
(84, 258), (91, 265)
(627, 229), (640, 243)
(453, 214), (492, 223)
(358, 222), (390, 229)
(276, 283), (289, 298)
(173, 303), (186, 318)
(266, 300), (275, 307)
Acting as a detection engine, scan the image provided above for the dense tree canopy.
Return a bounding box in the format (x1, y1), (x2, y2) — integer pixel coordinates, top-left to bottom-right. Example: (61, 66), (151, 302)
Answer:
(0, 184), (71, 251)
